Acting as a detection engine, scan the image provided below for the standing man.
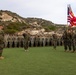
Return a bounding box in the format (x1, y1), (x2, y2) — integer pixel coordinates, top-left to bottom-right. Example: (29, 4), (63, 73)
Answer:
(52, 32), (57, 50)
(23, 31), (30, 51)
(62, 30), (68, 52)
(67, 29), (72, 52)
(34, 35), (39, 47)
(0, 26), (4, 59)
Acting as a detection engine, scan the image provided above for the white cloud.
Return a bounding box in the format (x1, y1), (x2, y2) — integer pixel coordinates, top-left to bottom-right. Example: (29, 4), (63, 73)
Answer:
(0, 0), (76, 24)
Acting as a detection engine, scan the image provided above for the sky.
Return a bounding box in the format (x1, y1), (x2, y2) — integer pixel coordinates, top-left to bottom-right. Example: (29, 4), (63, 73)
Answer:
(0, 0), (76, 24)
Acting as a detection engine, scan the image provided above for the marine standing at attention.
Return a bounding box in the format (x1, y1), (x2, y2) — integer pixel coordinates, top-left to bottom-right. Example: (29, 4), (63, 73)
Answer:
(23, 31), (30, 51)
(0, 26), (4, 59)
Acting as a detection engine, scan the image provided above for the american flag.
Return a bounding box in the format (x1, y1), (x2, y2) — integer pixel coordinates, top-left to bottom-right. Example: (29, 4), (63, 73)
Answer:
(67, 4), (74, 23)
(67, 4), (76, 26)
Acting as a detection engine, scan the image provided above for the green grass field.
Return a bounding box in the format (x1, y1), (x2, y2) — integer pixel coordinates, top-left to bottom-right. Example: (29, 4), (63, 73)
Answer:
(0, 46), (76, 75)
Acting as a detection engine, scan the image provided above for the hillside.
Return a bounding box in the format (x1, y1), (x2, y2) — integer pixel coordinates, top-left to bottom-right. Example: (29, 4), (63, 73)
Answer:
(0, 10), (65, 35)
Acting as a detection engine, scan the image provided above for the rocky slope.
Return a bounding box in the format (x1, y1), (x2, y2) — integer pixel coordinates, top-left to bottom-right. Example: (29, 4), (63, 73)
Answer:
(0, 10), (65, 35)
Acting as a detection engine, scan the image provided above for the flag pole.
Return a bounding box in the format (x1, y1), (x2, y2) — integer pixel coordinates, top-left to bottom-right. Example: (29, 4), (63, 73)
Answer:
(66, 4), (69, 29)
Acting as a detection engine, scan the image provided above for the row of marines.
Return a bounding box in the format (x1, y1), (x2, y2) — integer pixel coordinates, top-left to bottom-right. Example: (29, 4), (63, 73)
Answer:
(4, 33), (62, 48)
(0, 28), (76, 59)
(0, 30), (61, 59)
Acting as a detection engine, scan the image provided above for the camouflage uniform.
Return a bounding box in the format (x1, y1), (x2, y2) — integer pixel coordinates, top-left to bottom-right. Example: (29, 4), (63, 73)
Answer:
(23, 33), (30, 51)
(52, 33), (57, 50)
(0, 30), (4, 59)
(34, 35), (39, 47)
(62, 30), (68, 51)
(71, 30), (76, 52)
(67, 29), (72, 51)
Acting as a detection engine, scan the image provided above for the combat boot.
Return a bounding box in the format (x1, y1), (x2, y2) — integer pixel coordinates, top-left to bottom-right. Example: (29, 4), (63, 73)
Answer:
(0, 56), (4, 59)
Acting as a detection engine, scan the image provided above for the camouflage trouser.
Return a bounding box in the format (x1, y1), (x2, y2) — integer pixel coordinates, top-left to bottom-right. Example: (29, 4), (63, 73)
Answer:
(53, 40), (57, 49)
(0, 44), (4, 50)
(0, 44), (4, 56)
(71, 40), (76, 51)
(63, 39), (72, 51)
(24, 41), (29, 50)
(63, 40), (68, 51)
(35, 41), (38, 47)
(67, 40), (72, 51)
(0, 50), (3, 56)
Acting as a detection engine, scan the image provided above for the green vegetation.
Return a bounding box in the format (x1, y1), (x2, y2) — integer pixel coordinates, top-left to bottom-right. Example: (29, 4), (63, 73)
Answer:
(26, 18), (58, 31)
(0, 46), (76, 75)
(0, 10), (66, 34)
(4, 22), (28, 34)
(44, 25), (57, 31)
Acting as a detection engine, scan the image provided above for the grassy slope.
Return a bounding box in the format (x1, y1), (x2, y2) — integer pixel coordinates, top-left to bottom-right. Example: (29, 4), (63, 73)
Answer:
(0, 46), (76, 75)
